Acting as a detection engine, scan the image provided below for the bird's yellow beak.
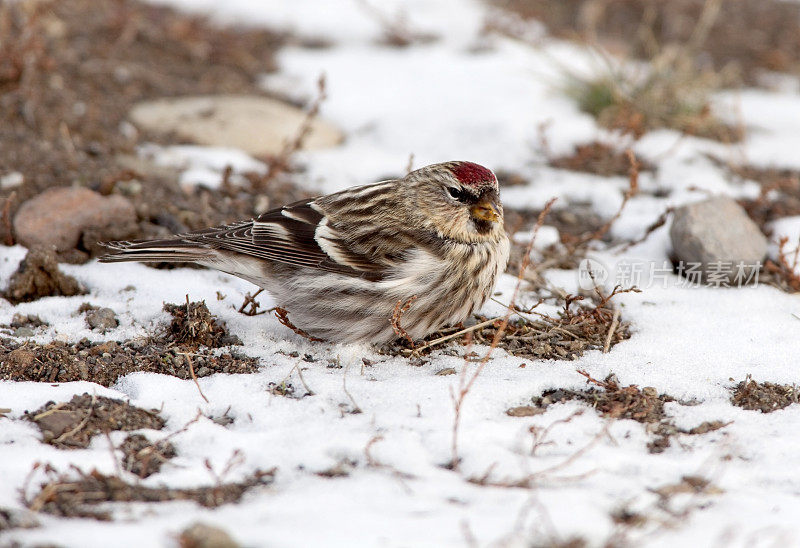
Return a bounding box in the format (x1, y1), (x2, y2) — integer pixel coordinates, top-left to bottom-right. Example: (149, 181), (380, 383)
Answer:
(470, 196), (500, 223)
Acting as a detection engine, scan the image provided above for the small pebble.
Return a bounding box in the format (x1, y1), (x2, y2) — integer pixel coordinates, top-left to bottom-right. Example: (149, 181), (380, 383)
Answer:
(85, 307), (119, 332)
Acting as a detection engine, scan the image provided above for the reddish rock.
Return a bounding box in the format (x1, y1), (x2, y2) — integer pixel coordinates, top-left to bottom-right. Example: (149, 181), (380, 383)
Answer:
(13, 187), (137, 254)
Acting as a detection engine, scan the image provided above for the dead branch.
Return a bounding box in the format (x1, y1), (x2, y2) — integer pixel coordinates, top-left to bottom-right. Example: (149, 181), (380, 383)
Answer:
(183, 352), (209, 403)
(274, 307), (323, 342)
(580, 149), (640, 245)
(2, 191), (16, 246)
(237, 288), (267, 316)
(252, 74), (327, 191)
(603, 307), (621, 353)
(52, 393), (96, 445)
(391, 295), (418, 347)
(448, 197), (557, 470)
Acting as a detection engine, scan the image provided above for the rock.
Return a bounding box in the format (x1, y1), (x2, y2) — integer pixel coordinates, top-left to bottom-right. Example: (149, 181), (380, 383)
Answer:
(178, 523), (240, 548)
(670, 196), (767, 282)
(85, 308), (119, 332)
(13, 327), (35, 338)
(13, 187), (137, 255)
(3, 249), (86, 304)
(10, 314), (46, 328)
(129, 95), (343, 156)
(506, 405), (545, 417)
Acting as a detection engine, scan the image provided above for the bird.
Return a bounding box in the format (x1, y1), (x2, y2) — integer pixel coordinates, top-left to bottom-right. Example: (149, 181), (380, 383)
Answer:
(101, 161), (510, 344)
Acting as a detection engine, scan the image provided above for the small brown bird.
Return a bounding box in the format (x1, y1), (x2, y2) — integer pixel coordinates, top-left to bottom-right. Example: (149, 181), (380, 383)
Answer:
(101, 161), (510, 343)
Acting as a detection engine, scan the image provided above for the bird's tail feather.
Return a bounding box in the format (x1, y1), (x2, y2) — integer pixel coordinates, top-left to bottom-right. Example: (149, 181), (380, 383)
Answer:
(99, 239), (214, 264)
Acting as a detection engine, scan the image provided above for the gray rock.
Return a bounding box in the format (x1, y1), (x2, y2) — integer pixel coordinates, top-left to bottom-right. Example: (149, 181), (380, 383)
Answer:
(129, 95), (343, 156)
(670, 196), (767, 282)
(13, 187), (137, 254)
(13, 327), (35, 338)
(179, 522), (240, 548)
(10, 314), (46, 328)
(85, 307), (119, 332)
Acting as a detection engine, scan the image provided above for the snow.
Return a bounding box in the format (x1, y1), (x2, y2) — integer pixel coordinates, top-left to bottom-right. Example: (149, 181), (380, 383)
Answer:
(3, 0), (800, 546)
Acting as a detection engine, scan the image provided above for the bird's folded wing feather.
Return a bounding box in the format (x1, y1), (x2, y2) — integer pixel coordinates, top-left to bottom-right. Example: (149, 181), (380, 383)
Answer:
(185, 198), (387, 280)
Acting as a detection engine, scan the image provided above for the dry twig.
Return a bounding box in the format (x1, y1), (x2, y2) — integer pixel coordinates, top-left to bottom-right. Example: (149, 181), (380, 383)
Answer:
(183, 352), (209, 403)
(2, 191), (16, 246)
(448, 197), (557, 470)
(274, 307), (323, 342)
(391, 295), (418, 347)
(237, 288), (267, 316)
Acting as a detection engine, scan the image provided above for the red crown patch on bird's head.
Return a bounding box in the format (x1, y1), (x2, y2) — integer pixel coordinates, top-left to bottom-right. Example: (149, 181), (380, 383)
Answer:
(450, 162), (496, 187)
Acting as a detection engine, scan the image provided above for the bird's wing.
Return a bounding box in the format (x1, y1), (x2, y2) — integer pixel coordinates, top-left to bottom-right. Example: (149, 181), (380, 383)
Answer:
(182, 198), (387, 280)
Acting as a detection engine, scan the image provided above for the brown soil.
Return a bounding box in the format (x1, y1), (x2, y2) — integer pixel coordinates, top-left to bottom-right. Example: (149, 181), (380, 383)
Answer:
(470, 311), (629, 361)
(731, 376), (799, 413)
(25, 467), (276, 520)
(384, 289), (633, 361)
(493, 0), (800, 85)
(26, 393), (165, 449)
(0, 299), (257, 385)
(0, 337), (257, 386)
(163, 299), (240, 349)
(3, 248), (87, 304)
(0, 301), (258, 386)
(549, 142), (654, 177)
(733, 164), (800, 228)
(506, 202), (611, 246)
(504, 201), (612, 273)
(524, 373), (730, 453)
(532, 374), (672, 423)
(120, 434), (177, 478)
(0, 0), (312, 258)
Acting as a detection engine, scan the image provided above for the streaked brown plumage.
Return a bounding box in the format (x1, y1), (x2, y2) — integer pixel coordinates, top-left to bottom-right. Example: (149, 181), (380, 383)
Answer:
(101, 161), (510, 343)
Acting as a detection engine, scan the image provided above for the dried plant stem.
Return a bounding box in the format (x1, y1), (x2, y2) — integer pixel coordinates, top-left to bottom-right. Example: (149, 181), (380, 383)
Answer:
(580, 149), (639, 245)
(237, 288), (266, 316)
(53, 393), (96, 444)
(411, 318), (498, 356)
(183, 352), (209, 403)
(274, 307), (323, 342)
(343, 361), (362, 414)
(391, 295), (418, 347)
(2, 191), (16, 246)
(449, 197), (557, 470)
(603, 307), (621, 353)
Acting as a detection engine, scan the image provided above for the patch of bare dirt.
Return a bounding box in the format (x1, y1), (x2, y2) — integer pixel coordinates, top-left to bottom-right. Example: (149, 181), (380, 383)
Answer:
(492, 0), (800, 85)
(0, 0), (313, 256)
(1, 300), (256, 385)
(734, 164), (800, 228)
(24, 467), (276, 520)
(533, 373), (672, 423)
(0, 337), (257, 385)
(120, 434), (176, 478)
(504, 202), (612, 273)
(524, 372), (730, 453)
(384, 287), (634, 361)
(2, 248), (87, 304)
(549, 142), (654, 177)
(731, 376), (798, 413)
(25, 393), (164, 449)
(163, 299), (241, 349)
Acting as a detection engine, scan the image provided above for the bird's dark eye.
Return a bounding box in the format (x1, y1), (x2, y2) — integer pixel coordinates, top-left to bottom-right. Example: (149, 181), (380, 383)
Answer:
(446, 186), (469, 202)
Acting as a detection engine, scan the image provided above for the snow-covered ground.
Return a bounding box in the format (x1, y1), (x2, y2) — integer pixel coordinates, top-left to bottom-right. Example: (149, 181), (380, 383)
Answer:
(2, 0), (800, 546)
